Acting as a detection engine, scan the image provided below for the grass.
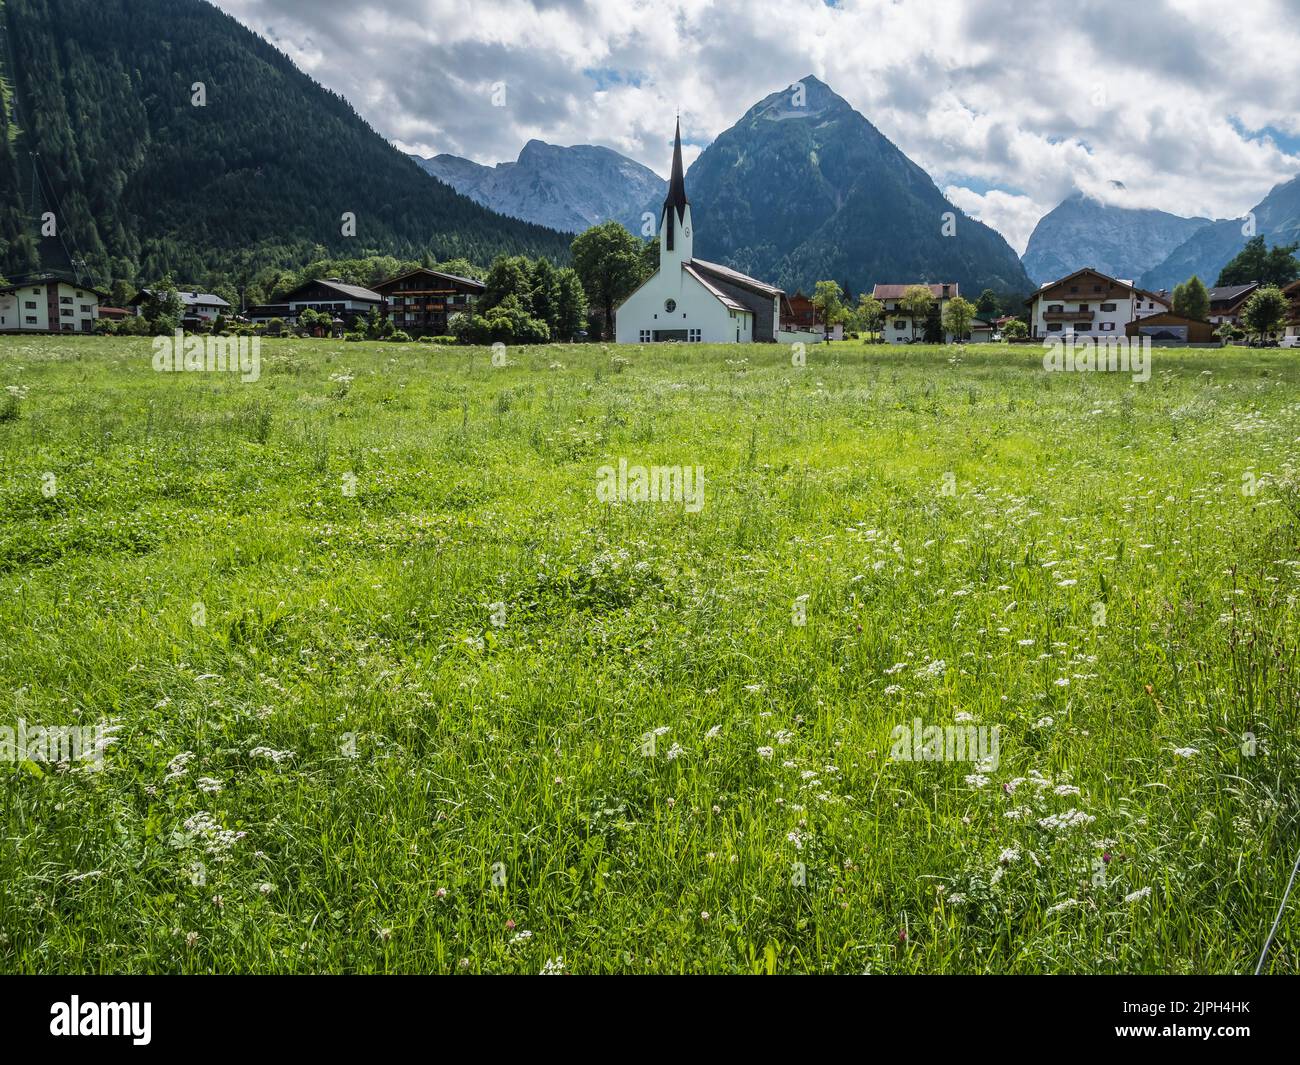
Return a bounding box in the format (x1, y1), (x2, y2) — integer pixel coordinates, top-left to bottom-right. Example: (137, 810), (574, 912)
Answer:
(1, 333), (1298, 974)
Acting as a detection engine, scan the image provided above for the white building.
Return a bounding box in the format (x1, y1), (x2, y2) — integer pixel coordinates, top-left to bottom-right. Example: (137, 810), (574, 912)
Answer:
(616, 120), (782, 344)
(872, 283), (960, 343)
(1027, 268), (1170, 340)
(0, 275), (102, 333)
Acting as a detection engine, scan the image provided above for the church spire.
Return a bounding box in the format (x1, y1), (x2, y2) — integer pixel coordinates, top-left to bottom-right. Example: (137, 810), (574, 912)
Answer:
(663, 117), (689, 252)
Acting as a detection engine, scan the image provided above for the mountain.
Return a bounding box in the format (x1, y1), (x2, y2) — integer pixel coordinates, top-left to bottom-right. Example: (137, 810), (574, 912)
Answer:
(0, 0), (570, 286)
(1021, 192), (1210, 284)
(1139, 175), (1300, 290)
(412, 141), (666, 234)
(674, 75), (1032, 298)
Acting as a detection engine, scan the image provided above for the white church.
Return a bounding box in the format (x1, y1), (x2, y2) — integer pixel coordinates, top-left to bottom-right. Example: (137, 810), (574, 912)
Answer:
(615, 120), (783, 344)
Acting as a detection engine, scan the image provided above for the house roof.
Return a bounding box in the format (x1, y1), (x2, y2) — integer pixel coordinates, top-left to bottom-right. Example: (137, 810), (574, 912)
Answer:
(1208, 283), (1259, 304)
(1135, 288), (1171, 305)
(690, 258), (783, 298)
(1025, 267), (1142, 305)
(1128, 310), (1213, 326)
(131, 288), (230, 308)
(683, 263), (749, 312)
(375, 267), (485, 292)
(872, 283), (959, 300)
(282, 278), (383, 303)
(1, 273), (108, 298)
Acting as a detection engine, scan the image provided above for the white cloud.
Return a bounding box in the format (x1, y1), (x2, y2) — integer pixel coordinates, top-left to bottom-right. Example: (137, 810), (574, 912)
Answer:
(212, 0), (1300, 249)
(944, 187), (1044, 256)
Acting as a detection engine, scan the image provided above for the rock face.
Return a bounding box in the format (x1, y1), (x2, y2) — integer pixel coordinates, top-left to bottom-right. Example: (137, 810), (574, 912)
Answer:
(412, 141), (666, 235)
(1022, 193), (1210, 285)
(1139, 175), (1300, 291)
(671, 75), (1033, 297)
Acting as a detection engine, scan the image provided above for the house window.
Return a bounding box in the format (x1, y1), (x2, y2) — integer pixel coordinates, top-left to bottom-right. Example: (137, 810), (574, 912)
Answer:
(25, 316), (36, 325)
(1100, 322), (1115, 331)
(61, 308), (72, 316)
(24, 301), (35, 310)
(893, 320), (906, 330)
(81, 319), (92, 331)
(1047, 323), (1063, 332)
(1047, 304), (1063, 313)
(1077, 304), (1089, 312)
(60, 296), (73, 304)
(1076, 323), (1092, 331)
(639, 330), (651, 343)
(1100, 303), (1116, 312)
(1093, 285), (1102, 292)
(688, 329), (701, 342)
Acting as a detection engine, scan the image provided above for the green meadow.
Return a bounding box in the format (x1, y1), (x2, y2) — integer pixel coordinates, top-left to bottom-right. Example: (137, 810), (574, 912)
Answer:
(1, 334), (1297, 974)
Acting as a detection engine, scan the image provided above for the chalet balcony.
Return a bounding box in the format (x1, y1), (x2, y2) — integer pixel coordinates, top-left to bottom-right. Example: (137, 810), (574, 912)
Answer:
(1043, 310), (1095, 322)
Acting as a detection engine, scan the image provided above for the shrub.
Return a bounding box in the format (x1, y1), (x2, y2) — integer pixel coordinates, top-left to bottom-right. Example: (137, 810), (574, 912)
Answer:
(389, 330), (412, 343)
(0, 389), (23, 422)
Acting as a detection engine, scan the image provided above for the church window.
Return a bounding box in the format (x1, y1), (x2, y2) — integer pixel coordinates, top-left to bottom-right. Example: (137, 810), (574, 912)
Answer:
(665, 299), (676, 313)
(639, 330), (651, 343)
(688, 329), (701, 342)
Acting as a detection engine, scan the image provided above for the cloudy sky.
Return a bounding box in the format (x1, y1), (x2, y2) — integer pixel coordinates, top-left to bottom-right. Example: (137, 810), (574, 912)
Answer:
(212, 0), (1300, 253)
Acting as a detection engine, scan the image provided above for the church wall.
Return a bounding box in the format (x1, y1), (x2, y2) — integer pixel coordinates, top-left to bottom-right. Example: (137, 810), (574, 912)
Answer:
(615, 265), (739, 344)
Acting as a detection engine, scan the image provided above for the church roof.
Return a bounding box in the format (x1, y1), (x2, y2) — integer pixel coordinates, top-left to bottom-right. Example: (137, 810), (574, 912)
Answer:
(691, 258), (783, 298)
(665, 117), (689, 220)
(683, 263), (749, 312)
(663, 118), (689, 252)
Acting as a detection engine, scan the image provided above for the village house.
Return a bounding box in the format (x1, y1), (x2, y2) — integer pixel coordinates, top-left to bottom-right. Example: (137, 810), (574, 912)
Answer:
(1206, 283), (1260, 326)
(780, 291), (817, 332)
(372, 268), (485, 336)
(1026, 268), (1170, 340)
(1284, 279), (1300, 341)
(0, 274), (103, 333)
(248, 277), (383, 330)
(872, 283), (960, 343)
(615, 120), (782, 344)
(129, 288), (231, 322)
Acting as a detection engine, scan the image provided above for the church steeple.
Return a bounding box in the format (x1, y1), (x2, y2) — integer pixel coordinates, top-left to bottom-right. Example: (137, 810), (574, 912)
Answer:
(661, 117), (692, 260)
